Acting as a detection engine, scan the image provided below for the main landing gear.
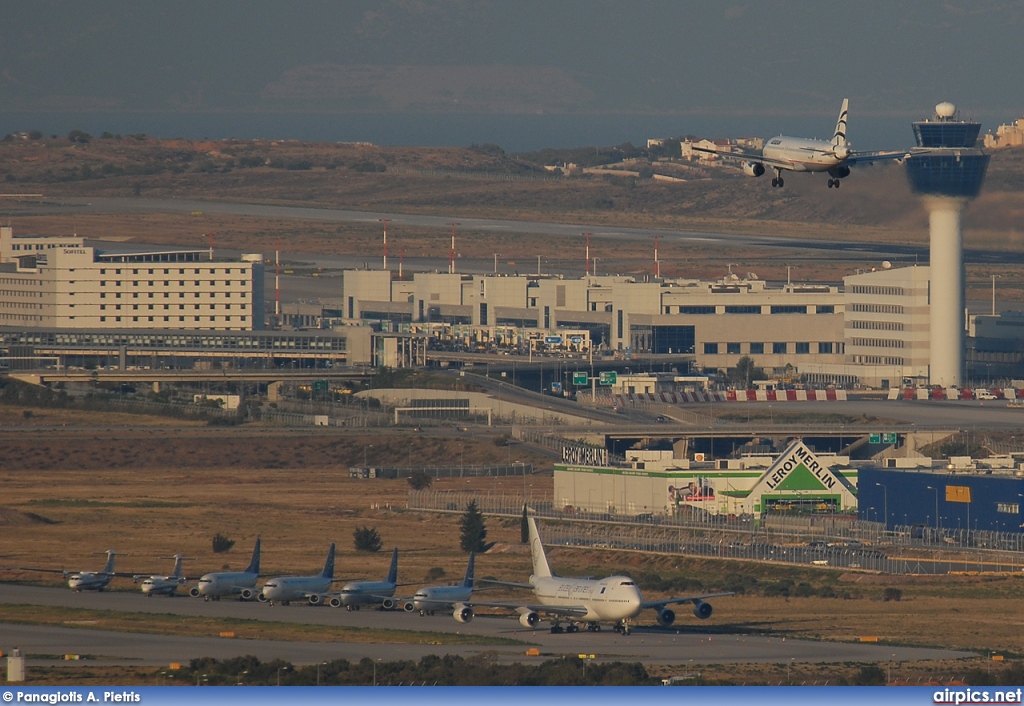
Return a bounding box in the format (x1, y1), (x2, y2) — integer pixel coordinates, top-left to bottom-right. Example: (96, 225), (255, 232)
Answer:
(827, 178), (841, 188)
(771, 168), (785, 188)
(612, 620), (632, 635)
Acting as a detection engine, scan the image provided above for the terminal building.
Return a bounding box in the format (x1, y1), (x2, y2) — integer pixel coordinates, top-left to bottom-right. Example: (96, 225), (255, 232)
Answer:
(339, 264), (945, 388)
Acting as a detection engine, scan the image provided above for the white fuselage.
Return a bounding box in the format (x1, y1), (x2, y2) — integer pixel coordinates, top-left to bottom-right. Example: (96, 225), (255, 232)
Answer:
(530, 574), (643, 622)
(261, 575), (331, 603)
(338, 579), (396, 607)
(141, 576), (183, 596)
(761, 136), (847, 173)
(413, 584), (473, 613)
(67, 572), (111, 591)
(194, 571), (258, 598)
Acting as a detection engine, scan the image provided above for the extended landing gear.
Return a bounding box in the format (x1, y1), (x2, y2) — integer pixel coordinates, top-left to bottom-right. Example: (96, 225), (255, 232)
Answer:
(771, 169), (785, 188)
(585, 623), (602, 632)
(612, 620), (632, 635)
(827, 178), (841, 188)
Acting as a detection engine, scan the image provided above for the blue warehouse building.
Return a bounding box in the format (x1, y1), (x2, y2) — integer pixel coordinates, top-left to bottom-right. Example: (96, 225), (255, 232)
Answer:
(858, 467), (1024, 533)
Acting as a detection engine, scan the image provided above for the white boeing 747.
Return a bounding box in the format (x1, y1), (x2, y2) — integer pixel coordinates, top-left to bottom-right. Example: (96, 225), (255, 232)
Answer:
(403, 552), (475, 616)
(259, 543), (335, 607)
(692, 99), (904, 189)
(136, 554), (190, 597)
(452, 518), (731, 634)
(190, 538), (261, 601)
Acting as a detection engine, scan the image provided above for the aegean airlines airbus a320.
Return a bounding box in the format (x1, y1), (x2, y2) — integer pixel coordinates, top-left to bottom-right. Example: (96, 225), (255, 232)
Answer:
(693, 99), (904, 189)
(451, 518), (731, 634)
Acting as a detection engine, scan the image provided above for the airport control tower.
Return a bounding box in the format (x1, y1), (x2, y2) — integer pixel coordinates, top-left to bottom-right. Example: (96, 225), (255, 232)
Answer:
(905, 102), (990, 388)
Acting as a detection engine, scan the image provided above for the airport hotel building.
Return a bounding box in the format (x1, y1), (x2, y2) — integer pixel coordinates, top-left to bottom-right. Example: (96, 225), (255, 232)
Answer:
(341, 264), (932, 388)
(0, 227), (264, 330)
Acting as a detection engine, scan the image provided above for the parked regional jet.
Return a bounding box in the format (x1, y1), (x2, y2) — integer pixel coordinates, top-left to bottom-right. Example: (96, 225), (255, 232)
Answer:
(335, 547), (400, 610)
(403, 552), (475, 616)
(21, 550), (123, 592)
(692, 99), (904, 189)
(452, 518), (731, 634)
(136, 554), (190, 597)
(259, 543), (335, 606)
(189, 538), (261, 601)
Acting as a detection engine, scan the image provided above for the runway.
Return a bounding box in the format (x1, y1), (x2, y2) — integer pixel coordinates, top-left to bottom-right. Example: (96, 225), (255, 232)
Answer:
(0, 584), (972, 667)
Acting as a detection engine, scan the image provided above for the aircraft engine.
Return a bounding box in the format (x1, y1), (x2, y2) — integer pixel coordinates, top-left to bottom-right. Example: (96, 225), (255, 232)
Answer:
(656, 607), (676, 626)
(829, 165), (851, 179)
(189, 587), (201, 597)
(743, 161), (765, 178)
(403, 601), (416, 612)
(328, 597), (342, 608)
(692, 600), (713, 620)
(381, 598), (397, 610)
(453, 604), (474, 623)
(240, 588), (256, 601)
(256, 592), (268, 603)
(518, 611), (540, 628)
(308, 594), (322, 606)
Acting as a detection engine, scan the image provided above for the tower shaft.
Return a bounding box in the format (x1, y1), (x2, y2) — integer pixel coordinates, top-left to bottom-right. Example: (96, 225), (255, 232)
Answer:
(926, 198), (965, 387)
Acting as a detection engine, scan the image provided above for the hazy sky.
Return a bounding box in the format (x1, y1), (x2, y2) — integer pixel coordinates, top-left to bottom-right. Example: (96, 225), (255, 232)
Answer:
(2, 1), (1022, 149)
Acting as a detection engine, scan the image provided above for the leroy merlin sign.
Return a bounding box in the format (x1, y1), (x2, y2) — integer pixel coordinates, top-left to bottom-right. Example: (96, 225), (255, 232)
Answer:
(764, 442), (838, 491)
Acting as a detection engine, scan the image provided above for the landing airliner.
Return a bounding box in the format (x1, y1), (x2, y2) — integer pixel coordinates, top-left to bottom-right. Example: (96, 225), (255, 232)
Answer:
(22, 550), (122, 592)
(137, 554), (189, 597)
(190, 538), (261, 601)
(259, 543), (335, 606)
(404, 552), (475, 616)
(692, 99), (904, 189)
(452, 518), (730, 634)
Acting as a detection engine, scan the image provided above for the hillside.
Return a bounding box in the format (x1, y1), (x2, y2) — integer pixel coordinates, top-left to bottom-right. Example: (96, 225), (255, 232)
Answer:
(2, 133), (1022, 246)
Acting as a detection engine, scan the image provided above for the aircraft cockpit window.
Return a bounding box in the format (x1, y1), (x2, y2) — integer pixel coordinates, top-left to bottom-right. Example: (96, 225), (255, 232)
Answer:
(620, 581), (635, 586)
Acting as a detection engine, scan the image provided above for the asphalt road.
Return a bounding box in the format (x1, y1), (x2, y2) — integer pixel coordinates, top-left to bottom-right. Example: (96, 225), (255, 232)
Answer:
(0, 584), (972, 668)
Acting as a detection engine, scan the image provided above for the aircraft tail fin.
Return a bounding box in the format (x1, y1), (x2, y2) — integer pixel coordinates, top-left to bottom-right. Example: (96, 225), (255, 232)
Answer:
(170, 554), (184, 578)
(102, 550), (117, 575)
(527, 518), (552, 579)
(386, 547), (398, 584)
(832, 98), (849, 147)
(245, 538), (261, 575)
(462, 552), (475, 588)
(322, 543), (336, 579)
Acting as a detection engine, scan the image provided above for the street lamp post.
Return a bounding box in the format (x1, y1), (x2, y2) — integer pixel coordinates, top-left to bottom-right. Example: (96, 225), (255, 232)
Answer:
(926, 485), (940, 529)
(875, 483), (888, 528)
(316, 661), (327, 686)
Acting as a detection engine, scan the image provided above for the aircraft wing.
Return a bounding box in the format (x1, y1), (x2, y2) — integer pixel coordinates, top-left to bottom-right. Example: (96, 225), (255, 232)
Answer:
(640, 591), (734, 610)
(475, 578), (533, 590)
(690, 146), (795, 171)
(461, 599), (590, 618)
(19, 566), (69, 575)
(843, 150), (911, 165)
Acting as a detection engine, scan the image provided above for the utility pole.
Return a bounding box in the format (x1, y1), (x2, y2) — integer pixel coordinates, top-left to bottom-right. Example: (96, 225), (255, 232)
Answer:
(379, 218), (389, 271)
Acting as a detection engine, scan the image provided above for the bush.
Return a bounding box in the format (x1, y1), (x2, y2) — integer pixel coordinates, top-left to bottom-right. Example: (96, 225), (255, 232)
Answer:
(354, 526), (383, 552)
(212, 533), (235, 553)
(407, 470), (432, 490)
(883, 587), (903, 602)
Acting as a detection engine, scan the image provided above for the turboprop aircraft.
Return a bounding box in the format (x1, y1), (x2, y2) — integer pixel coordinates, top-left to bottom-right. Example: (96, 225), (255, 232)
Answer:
(189, 537), (261, 601)
(692, 99), (905, 188)
(259, 543), (335, 607)
(451, 518), (731, 634)
(402, 552), (476, 616)
(136, 554), (191, 597)
(22, 550), (123, 592)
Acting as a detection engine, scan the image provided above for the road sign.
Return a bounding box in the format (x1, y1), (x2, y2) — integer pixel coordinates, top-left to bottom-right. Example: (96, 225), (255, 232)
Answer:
(869, 433), (881, 444)
(570, 336), (583, 345)
(882, 432), (897, 444)
(598, 371), (617, 385)
(573, 372), (588, 386)
(544, 336), (563, 345)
